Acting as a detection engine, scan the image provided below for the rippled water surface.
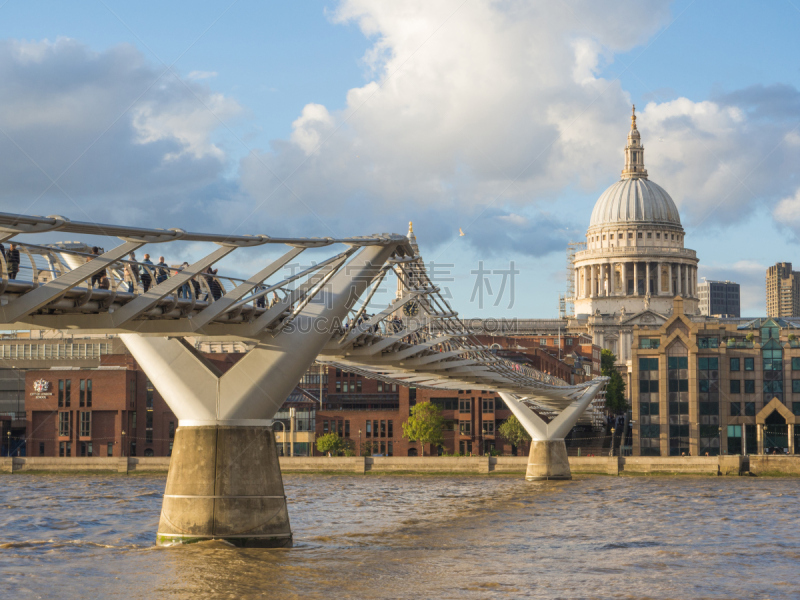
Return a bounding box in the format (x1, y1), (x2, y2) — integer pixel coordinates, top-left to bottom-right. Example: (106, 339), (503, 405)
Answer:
(1, 474), (799, 599)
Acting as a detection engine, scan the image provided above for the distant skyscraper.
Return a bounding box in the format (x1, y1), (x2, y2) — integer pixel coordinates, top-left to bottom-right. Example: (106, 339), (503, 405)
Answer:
(698, 279), (740, 317)
(766, 263), (800, 317)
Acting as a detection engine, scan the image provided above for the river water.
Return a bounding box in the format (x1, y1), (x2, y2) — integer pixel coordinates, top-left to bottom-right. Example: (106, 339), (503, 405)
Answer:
(1, 474), (798, 599)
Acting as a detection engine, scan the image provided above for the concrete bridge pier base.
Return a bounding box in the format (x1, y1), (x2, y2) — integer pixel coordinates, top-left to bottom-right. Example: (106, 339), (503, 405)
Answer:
(526, 439), (571, 481)
(156, 424), (292, 548)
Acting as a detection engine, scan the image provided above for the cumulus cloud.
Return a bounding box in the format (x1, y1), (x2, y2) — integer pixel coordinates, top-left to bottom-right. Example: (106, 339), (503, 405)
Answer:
(238, 1), (674, 250)
(0, 37), (241, 227)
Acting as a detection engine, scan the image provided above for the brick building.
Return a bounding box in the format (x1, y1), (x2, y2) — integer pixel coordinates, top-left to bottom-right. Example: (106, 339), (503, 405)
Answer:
(24, 352), (242, 458)
(632, 298), (800, 456)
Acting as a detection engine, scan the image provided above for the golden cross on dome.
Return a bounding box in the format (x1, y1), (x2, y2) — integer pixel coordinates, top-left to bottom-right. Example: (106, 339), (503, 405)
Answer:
(631, 104), (637, 129)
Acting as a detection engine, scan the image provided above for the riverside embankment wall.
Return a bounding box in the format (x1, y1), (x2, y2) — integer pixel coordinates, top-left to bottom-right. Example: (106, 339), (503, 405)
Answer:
(0, 454), (784, 476)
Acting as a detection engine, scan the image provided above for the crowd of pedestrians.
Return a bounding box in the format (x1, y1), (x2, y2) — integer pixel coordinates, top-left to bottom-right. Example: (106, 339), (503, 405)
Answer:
(0, 242), (21, 280)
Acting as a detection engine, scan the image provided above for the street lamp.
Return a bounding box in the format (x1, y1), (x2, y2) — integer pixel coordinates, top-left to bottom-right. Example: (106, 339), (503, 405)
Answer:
(358, 429), (362, 457)
(6, 430), (10, 457)
(274, 421), (287, 457)
(121, 430), (126, 457)
(609, 427), (616, 457)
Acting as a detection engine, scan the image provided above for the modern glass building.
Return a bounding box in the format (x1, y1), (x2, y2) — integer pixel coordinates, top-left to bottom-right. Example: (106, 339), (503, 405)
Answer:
(698, 279), (740, 317)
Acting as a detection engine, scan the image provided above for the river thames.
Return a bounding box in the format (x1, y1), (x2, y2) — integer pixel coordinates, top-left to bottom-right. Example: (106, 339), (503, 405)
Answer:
(1, 474), (798, 599)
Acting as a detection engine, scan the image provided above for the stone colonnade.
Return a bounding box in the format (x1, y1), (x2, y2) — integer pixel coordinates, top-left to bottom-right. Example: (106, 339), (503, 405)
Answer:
(575, 261), (698, 299)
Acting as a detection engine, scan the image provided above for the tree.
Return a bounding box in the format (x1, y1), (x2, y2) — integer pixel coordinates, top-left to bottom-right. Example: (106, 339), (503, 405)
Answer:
(601, 348), (627, 414)
(402, 402), (445, 456)
(497, 415), (531, 451)
(316, 433), (346, 456)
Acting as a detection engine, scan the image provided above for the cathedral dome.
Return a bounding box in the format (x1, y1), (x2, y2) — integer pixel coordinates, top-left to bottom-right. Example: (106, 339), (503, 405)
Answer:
(589, 177), (681, 227)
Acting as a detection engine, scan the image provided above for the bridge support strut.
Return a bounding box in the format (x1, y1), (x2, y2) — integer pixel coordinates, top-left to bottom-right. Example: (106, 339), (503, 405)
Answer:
(120, 243), (397, 547)
(499, 382), (604, 481)
(158, 424), (291, 547)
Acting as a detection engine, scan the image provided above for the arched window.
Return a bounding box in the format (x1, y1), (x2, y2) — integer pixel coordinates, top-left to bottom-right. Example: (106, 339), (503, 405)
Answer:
(144, 448), (154, 457)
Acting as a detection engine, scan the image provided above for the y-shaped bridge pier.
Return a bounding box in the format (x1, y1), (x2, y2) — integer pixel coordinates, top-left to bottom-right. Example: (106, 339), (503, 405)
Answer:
(0, 212), (606, 546)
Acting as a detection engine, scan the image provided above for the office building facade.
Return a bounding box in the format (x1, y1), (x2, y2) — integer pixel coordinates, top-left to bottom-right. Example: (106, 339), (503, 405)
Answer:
(698, 279), (741, 317)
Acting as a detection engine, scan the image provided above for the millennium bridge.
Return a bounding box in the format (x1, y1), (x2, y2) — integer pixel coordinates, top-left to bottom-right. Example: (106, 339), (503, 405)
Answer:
(0, 211), (606, 547)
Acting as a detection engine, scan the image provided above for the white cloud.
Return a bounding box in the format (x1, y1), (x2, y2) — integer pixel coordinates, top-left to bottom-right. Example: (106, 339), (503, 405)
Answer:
(290, 103), (335, 155)
(774, 188), (800, 224)
(239, 0), (674, 250)
(187, 70), (218, 80)
(0, 38), (240, 226)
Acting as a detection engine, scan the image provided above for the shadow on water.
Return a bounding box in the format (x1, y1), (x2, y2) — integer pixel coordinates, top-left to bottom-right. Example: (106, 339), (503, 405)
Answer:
(1, 473), (799, 599)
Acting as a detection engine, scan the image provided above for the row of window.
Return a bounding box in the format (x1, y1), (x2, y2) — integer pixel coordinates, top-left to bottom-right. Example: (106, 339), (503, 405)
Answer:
(334, 380), (399, 393)
(638, 356), (800, 373)
(56, 379), (93, 408)
(590, 231), (682, 242)
(321, 419), (395, 438)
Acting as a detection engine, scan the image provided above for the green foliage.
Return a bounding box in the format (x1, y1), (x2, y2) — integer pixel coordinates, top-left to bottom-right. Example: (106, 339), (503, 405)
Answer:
(316, 433), (346, 456)
(601, 349), (628, 414)
(402, 402), (445, 456)
(746, 332), (755, 342)
(360, 440), (380, 457)
(497, 415), (531, 448)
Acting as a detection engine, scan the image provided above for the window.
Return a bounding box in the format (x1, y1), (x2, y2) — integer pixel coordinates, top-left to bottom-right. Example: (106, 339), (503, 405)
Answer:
(130, 441), (136, 456)
(65, 379), (71, 407)
(482, 421), (495, 435)
(86, 379), (92, 407)
(431, 398), (458, 410)
(744, 357), (754, 371)
(107, 443), (113, 457)
(387, 441), (393, 457)
(668, 355), (689, 455)
(39, 442), (45, 456)
(373, 420), (378, 438)
(169, 421), (175, 439)
(640, 338), (660, 349)
(698, 337), (719, 349)
(338, 420), (344, 437)
(59, 412), (70, 437)
(730, 403), (742, 416)
(745, 402), (756, 416)
(459, 400), (471, 413)
(365, 421), (371, 437)
(727, 425), (743, 455)
(762, 339), (783, 400)
(59, 441), (71, 457)
(58, 380), (64, 407)
(793, 402), (800, 416)
(482, 399), (494, 413)
(730, 358), (740, 371)
(323, 420), (329, 434)
(146, 406), (153, 443)
(459, 421), (471, 435)
(744, 380), (755, 394)
(380, 420), (386, 437)
(628, 232), (633, 239)
(647, 232), (652, 238)
(80, 379), (86, 407)
(793, 357), (800, 370)
(80, 411), (91, 437)
(539, 338), (546, 346)
(377, 382), (383, 392)
(342, 381), (348, 393)
(730, 380), (741, 394)
(345, 420), (350, 437)
(388, 420), (393, 437)
(656, 232), (660, 239)
(356, 380), (362, 393)
(131, 411), (137, 430)
(335, 381), (341, 393)
(146, 381), (154, 409)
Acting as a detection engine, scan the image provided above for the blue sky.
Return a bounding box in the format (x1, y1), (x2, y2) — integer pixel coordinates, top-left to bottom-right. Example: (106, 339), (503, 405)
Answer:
(1, 1), (800, 317)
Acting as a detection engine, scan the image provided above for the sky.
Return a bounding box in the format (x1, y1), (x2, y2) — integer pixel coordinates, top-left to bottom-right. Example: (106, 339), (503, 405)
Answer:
(1, 0), (800, 318)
